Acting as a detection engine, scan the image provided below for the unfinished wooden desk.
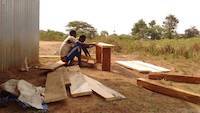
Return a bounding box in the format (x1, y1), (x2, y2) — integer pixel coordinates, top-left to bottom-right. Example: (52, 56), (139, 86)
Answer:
(96, 42), (114, 71)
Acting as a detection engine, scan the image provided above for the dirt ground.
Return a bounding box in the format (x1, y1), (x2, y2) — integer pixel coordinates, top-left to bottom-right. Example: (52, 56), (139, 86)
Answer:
(0, 41), (200, 113)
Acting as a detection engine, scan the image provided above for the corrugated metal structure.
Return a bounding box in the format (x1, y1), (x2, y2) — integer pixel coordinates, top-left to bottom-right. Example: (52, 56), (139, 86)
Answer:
(0, 0), (39, 71)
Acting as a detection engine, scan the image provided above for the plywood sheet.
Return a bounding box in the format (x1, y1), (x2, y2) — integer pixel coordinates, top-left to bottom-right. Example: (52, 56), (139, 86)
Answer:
(44, 70), (67, 103)
(116, 60), (170, 73)
(61, 65), (80, 86)
(116, 61), (154, 72)
(133, 61), (170, 72)
(69, 73), (92, 97)
(84, 75), (126, 101)
(39, 55), (60, 58)
(40, 60), (65, 71)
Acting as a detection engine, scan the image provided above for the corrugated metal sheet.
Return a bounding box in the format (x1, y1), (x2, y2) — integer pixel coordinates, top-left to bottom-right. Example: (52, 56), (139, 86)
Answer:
(0, 0), (39, 71)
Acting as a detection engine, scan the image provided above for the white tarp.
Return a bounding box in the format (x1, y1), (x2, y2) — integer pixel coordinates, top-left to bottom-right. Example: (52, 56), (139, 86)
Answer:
(17, 80), (45, 109)
(1, 79), (45, 109)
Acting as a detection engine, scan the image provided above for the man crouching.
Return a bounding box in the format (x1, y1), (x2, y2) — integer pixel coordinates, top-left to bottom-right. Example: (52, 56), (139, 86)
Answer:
(59, 30), (81, 66)
(59, 30), (94, 66)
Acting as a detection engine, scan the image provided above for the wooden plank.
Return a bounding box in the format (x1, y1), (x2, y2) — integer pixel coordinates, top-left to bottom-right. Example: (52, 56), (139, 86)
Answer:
(116, 61), (170, 73)
(39, 55), (60, 58)
(69, 73), (92, 97)
(55, 67), (72, 86)
(44, 70), (67, 103)
(137, 78), (200, 104)
(61, 65), (81, 86)
(39, 60), (65, 71)
(149, 73), (200, 84)
(84, 75), (126, 101)
(96, 46), (102, 63)
(102, 48), (111, 71)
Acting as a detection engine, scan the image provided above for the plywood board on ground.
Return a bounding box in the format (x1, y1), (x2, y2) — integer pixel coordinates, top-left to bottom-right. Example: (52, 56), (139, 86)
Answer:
(137, 78), (200, 104)
(133, 61), (170, 72)
(44, 70), (67, 103)
(148, 73), (200, 84)
(54, 67), (72, 86)
(40, 60), (65, 71)
(39, 55), (60, 58)
(84, 75), (126, 101)
(61, 65), (80, 86)
(116, 60), (170, 73)
(69, 73), (92, 97)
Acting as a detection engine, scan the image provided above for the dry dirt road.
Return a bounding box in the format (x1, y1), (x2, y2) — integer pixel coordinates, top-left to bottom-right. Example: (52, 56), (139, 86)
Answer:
(0, 41), (199, 113)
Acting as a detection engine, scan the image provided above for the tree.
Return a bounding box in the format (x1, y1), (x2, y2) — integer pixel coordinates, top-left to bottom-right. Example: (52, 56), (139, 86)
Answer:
(40, 30), (66, 41)
(163, 15), (179, 39)
(185, 26), (199, 38)
(149, 20), (156, 27)
(147, 20), (164, 40)
(131, 19), (148, 39)
(66, 21), (97, 38)
(100, 30), (109, 37)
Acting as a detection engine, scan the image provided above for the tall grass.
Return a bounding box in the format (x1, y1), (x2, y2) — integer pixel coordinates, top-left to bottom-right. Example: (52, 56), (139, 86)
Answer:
(88, 36), (200, 59)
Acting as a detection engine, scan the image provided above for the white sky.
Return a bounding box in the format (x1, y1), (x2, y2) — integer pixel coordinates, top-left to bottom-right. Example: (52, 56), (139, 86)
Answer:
(40, 0), (200, 34)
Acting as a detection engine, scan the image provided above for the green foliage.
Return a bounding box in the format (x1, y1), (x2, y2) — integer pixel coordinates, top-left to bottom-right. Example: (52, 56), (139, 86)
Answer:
(163, 14), (179, 39)
(100, 30), (109, 37)
(40, 30), (66, 41)
(131, 15), (181, 39)
(147, 20), (164, 40)
(66, 21), (97, 38)
(88, 36), (200, 59)
(131, 19), (148, 39)
(184, 26), (199, 38)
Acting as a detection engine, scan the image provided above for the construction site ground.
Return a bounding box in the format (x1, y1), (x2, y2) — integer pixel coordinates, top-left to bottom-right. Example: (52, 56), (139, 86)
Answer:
(0, 41), (200, 113)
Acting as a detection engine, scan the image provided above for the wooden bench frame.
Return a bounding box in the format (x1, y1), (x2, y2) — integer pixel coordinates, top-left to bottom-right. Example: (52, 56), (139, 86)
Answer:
(96, 42), (114, 71)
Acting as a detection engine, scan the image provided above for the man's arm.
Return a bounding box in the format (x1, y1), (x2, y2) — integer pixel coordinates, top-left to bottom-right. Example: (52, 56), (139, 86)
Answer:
(81, 43), (95, 48)
(75, 42), (94, 57)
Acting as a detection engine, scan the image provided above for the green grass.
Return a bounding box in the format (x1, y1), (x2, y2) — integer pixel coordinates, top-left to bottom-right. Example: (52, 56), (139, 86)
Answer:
(88, 36), (200, 60)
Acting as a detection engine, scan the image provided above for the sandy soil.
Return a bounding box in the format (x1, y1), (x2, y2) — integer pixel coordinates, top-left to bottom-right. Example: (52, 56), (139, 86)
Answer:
(0, 41), (200, 113)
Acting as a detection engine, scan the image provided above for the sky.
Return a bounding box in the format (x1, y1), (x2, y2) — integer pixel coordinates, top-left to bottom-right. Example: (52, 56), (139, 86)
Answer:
(40, 0), (200, 35)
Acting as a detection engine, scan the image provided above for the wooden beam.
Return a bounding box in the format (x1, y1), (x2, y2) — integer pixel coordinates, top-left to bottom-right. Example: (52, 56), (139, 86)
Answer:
(44, 70), (67, 103)
(69, 73), (92, 97)
(39, 60), (65, 71)
(137, 78), (200, 104)
(149, 73), (200, 84)
(84, 75), (126, 101)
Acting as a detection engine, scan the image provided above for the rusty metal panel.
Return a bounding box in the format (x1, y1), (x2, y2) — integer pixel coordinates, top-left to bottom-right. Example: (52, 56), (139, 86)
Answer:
(0, 0), (39, 72)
